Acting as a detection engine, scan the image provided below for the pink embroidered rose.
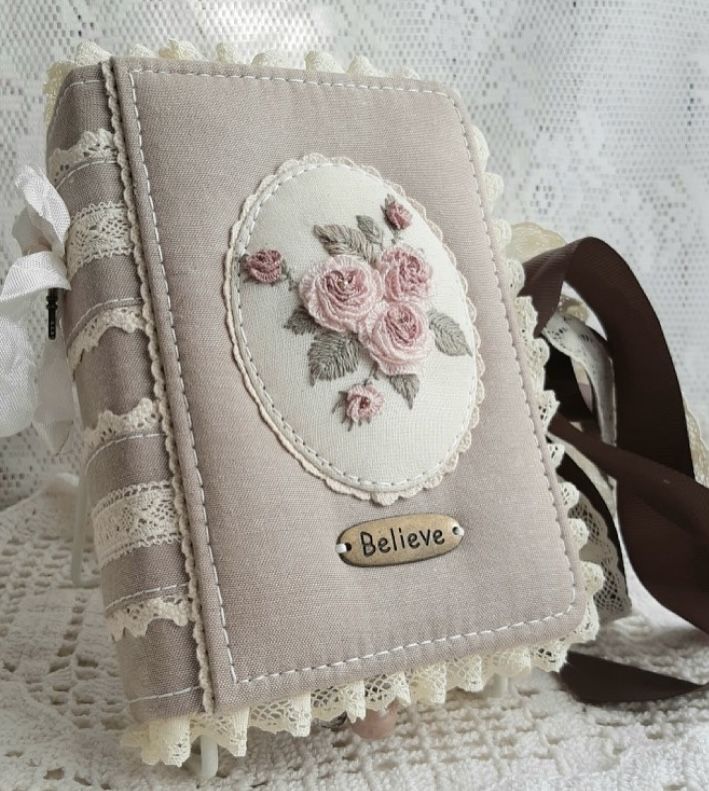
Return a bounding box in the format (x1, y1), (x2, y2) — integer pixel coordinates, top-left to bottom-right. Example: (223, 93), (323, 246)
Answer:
(377, 245), (433, 305)
(299, 255), (384, 333)
(242, 249), (283, 284)
(383, 195), (412, 230)
(344, 383), (384, 425)
(359, 300), (434, 376)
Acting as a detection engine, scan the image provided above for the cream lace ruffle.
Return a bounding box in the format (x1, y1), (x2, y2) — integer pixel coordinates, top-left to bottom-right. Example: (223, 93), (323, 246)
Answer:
(91, 480), (180, 569)
(573, 493), (630, 622)
(125, 521), (603, 766)
(47, 42), (604, 766)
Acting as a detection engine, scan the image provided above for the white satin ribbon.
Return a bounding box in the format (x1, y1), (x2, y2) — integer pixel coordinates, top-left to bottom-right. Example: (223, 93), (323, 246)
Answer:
(0, 166), (74, 451)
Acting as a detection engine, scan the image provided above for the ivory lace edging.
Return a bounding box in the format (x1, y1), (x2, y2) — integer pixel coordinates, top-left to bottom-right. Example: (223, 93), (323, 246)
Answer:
(82, 398), (161, 460)
(67, 304), (145, 371)
(46, 41), (604, 767)
(105, 591), (191, 641)
(48, 128), (118, 187)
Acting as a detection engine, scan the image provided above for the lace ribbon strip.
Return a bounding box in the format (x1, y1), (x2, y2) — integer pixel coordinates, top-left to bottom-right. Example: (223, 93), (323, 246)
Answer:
(66, 202), (132, 279)
(91, 480), (180, 569)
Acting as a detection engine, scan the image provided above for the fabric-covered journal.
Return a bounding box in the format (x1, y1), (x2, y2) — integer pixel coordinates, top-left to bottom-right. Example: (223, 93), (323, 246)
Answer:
(4, 42), (708, 768)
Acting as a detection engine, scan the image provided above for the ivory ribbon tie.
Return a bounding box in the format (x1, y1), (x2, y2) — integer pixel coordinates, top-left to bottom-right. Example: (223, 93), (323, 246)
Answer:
(0, 166), (74, 450)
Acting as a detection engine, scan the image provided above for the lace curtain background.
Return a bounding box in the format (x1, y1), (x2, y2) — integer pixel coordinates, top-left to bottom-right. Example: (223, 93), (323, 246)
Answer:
(1, 2), (708, 789)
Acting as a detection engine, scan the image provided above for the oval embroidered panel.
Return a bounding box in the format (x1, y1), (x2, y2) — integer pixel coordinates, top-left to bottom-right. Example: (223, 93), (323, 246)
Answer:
(225, 155), (483, 504)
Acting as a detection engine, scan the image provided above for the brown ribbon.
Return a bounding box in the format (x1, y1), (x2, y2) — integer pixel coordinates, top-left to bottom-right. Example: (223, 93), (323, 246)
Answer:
(521, 237), (709, 703)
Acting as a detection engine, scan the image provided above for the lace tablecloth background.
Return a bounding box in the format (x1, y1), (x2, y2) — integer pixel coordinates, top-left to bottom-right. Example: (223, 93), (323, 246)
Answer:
(1, 1), (708, 788)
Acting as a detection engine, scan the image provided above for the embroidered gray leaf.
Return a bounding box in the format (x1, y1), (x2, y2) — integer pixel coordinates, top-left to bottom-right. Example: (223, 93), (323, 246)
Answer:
(428, 310), (472, 356)
(313, 224), (376, 263)
(386, 373), (420, 409)
(308, 331), (359, 384)
(284, 305), (319, 335)
(356, 214), (384, 245)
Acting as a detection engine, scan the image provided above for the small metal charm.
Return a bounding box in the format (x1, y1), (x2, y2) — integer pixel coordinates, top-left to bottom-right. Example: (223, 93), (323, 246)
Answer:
(46, 288), (58, 339)
(336, 514), (464, 567)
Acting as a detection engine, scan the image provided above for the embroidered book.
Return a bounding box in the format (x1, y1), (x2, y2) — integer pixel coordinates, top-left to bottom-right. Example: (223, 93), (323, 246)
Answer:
(39, 44), (705, 769)
(42, 50), (604, 764)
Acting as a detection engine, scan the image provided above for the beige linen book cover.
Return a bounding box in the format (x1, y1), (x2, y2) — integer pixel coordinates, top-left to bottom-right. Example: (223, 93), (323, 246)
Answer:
(47, 53), (601, 763)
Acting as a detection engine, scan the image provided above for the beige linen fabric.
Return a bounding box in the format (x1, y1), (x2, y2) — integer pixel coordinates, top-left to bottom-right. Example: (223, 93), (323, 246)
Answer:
(115, 621), (203, 721)
(100, 543), (190, 613)
(109, 57), (585, 714)
(62, 256), (142, 341)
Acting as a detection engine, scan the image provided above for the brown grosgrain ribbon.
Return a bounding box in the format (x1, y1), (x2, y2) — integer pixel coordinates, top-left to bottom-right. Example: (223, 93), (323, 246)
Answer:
(521, 237), (709, 704)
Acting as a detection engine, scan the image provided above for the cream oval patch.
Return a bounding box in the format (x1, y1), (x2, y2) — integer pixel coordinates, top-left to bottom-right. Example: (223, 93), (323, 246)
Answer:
(225, 154), (483, 504)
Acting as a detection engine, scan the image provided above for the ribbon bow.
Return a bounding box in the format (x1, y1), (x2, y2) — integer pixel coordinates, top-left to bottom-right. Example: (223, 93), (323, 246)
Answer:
(0, 166), (74, 451)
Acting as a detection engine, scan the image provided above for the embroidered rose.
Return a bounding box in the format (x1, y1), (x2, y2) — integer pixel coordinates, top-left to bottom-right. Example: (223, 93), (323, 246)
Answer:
(343, 383), (384, 426)
(359, 300), (434, 376)
(378, 245), (433, 305)
(299, 255), (384, 334)
(241, 249), (284, 284)
(276, 196), (472, 417)
(383, 195), (412, 231)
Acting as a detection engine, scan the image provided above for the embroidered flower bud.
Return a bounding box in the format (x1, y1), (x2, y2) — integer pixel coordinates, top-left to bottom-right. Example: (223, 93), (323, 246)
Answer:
(377, 245), (433, 305)
(383, 195), (412, 230)
(344, 383), (385, 426)
(242, 249), (283, 284)
(299, 255), (384, 333)
(359, 300), (434, 376)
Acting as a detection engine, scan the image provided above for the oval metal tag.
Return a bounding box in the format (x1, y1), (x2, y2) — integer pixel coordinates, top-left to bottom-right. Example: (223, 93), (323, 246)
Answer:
(336, 514), (463, 567)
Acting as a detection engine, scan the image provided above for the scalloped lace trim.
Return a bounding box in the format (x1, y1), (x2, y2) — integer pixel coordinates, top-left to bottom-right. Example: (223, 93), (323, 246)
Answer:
(82, 398), (161, 460)
(67, 304), (145, 371)
(48, 41), (603, 765)
(44, 40), (421, 127)
(574, 494), (630, 621)
(48, 128), (118, 187)
(66, 202), (132, 279)
(125, 545), (603, 766)
(91, 481), (180, 569)
(105, 591), (191, 641)
(224, 152), (485, 505)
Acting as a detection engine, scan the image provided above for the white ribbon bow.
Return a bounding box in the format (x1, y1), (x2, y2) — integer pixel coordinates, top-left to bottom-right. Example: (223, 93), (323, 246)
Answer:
(0, 166), (74, 451)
